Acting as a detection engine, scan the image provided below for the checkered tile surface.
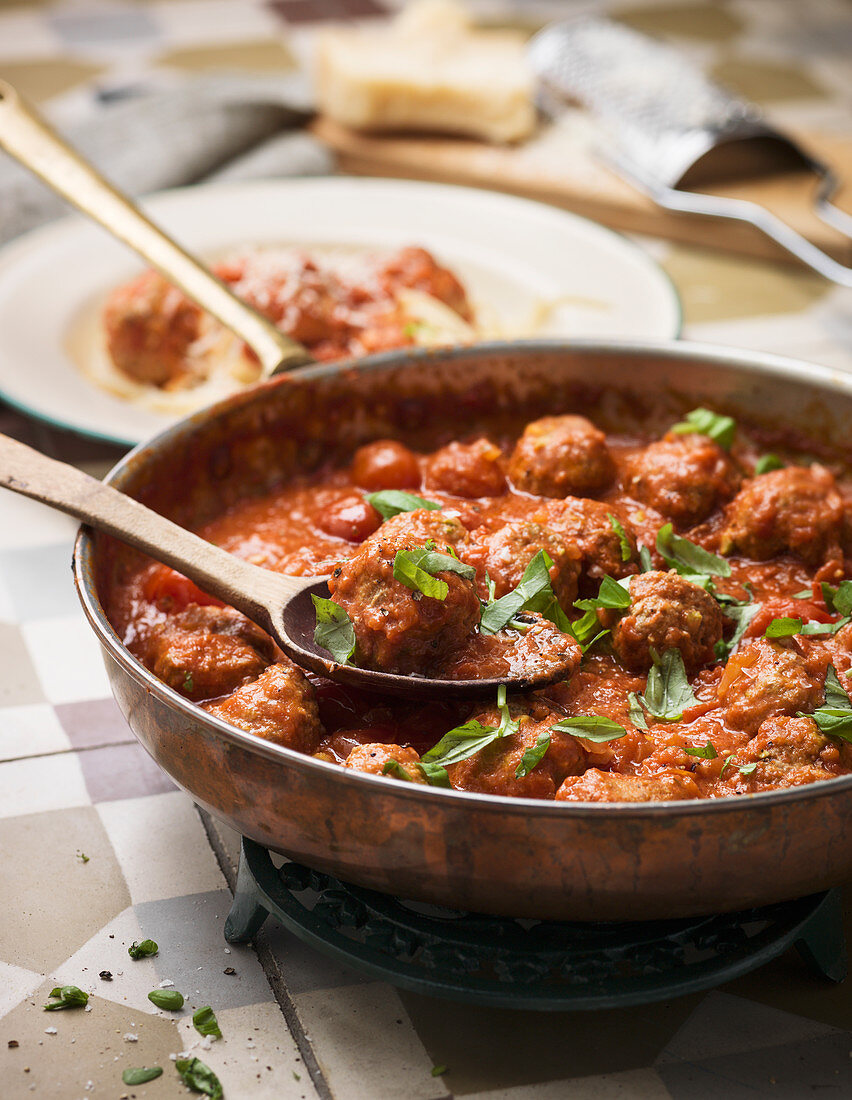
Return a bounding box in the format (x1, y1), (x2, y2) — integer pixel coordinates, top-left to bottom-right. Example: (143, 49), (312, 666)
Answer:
(1, 0), (852, 1097)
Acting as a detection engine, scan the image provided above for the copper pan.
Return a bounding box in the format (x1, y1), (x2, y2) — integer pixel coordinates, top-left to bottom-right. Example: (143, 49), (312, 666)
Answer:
(74, 339), (852, 922)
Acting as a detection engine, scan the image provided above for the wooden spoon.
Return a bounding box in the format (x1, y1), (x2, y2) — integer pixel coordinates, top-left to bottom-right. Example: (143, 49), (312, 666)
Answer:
(0, 434), (572, 699)
(0, 79), (312, 378)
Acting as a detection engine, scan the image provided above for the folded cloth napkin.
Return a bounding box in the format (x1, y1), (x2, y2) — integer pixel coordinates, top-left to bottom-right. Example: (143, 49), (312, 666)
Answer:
(0, 73), (335, 246)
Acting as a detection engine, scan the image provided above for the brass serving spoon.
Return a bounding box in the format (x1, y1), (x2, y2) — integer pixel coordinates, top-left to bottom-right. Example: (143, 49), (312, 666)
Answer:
(0, 434), (572, 699)
(0, 79), (313, 377)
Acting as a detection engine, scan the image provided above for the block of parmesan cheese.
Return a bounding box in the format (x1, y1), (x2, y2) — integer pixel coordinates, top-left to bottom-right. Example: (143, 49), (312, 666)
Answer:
(315, 0), (536, 145)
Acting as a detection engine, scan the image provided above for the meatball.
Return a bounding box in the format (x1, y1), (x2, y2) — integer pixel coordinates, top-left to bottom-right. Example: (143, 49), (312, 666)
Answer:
(717, 638), (824, 735)
(508, 415), (616, 498)
(103, 270), (203, 388)
(445, 705), (585, 799)
(206, 660), (324, 753)
(720, 465), (843, 566)
(423, 438), (507, 498)
(141, 604), (274, 699)
(610, 571), (723, 672)
(368, 507), (467, 550)
(715, 716), (848, 794)
(350, 440), (421, 491)
(377, 246), (473, 322)
(345, 743), (426, 782)
(533, 499), (637, 583)
(469, 521), (581, 607)
(328, 536), (481, 675)
(555, 769), (700, 802)
(623, 434), (739, 527)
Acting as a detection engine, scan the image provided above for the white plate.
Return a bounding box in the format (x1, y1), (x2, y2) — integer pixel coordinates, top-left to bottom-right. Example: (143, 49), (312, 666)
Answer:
(0, 177), (681, 447)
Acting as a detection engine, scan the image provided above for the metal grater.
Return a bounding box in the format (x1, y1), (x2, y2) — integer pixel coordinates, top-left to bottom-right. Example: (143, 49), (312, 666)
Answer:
(528, 17), (852, 285)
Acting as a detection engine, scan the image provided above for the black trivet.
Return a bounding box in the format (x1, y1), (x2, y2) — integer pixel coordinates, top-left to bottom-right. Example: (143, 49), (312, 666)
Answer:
(225, 838), (847, 1010)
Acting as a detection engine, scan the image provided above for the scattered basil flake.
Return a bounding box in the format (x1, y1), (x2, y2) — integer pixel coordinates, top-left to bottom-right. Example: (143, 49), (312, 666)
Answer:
(175, 1057), (223, 1099)
(550, 716), (628, 742)
(432, 1065), (449, 1077)
(657, 524), (731, 578)
(312, 596), (356, 665)
(192, 1006), (222, 1040)
(382, 759), (415, 782)
(128, 939), (158, 960)
(567, 608), (609, 651)
(754, 454), (784, 475)
(802, 617), (851, 636)
(417, 761), (452, 787)
(638, 545), (654, 573)
(717, 599), (760, 659)
(792, 589), (814, 599)
(76, 851), (89, 863)
(515, 730), (551, 778)
(822, 580), (852, 618)
(480, 550), (572, 636)
(365, 490), (441, 520)
(683, 741), (718, 760)
(607, 513), (633, 562)
(44, 985), (88, 1011)
(393, 544), (474, 600)
(640, 649), (698, 722)
(739, 763), (758, 777)
(420, 686), (519, 783)
(628, 691), (649, 731)
(122, 1067), (163, 1086)
(148, 989), (184, 1011)
(574, 574), (632, 613)
(765, 616), (803, 639)
(801, 665), (852, 742)
(183, 671), (194, 693)
(719, 754), (733, 779)
(670, 407), (736, 450)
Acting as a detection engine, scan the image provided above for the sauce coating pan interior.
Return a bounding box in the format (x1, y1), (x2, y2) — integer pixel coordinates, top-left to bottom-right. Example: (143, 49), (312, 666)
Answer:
(76, 341), (852, 921)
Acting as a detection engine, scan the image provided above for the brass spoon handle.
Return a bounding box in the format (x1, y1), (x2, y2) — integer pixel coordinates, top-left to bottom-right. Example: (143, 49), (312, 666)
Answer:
(0, 80), (312, 376)
(0, 433), (304, 631)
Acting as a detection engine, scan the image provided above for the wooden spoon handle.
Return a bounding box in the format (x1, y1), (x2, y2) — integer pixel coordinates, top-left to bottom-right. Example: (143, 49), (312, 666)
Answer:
(0, 433), (302, 628)
(0, 79), (312, 376)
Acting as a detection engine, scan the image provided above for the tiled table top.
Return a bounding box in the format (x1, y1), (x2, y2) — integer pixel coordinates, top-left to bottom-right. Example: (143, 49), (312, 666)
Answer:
(1, 1), (852, 1098)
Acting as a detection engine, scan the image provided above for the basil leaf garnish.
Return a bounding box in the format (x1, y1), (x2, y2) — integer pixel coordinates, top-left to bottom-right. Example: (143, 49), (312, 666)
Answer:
(607, 513), (633, 562)
(574, 574), (631, 613)
(739, 762), (758, 777)
(550, 716), (628, 742)
(192, 1005), (222, 1039)
(420, 686), (519, 783)
(755, 454), (783, 475)
(514, 729), (551, 778)
(312, 596), (356, 665)
(683, 741), (718, 759)
(393, 544), (474, 600)
(148, 989), (184, 1011)
(628, 691), (649, 730)
(657, 524), (731, 578)
(821, 580), (852, 617)
(128, 939), (158, 960)
(792, 589), (813, 599)
(638, 545), (654, 573)
(765, 616), (803, 638)
(365, 490), (441, 520)
(802, 617), (850, 636)
(44, 985), (88, 1011)
(382, 759), (415, 782)
(716, 598), (760, 659)
(123, 1067), (163, 1086)
(670, 407), (736, 450)
(639, 649), (698, 721)
(801, 665), (852, 742)
(479, 550), (572, 635)
(175, 1057), (223, 1099)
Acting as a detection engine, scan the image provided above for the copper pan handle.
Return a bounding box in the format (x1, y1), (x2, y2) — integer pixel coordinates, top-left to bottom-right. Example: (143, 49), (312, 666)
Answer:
(0, 80), (313, 376)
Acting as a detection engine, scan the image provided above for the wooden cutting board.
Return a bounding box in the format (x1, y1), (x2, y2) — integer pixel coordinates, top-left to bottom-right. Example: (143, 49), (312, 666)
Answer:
(313, 114), (852, 270)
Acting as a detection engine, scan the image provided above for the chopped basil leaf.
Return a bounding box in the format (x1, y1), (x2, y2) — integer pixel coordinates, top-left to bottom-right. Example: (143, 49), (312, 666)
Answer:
(719, 754), (733, 778)
(128, 939), (158, 960)
(717, 599), (760, 659)
(628, 691), (649, 731)
(123, 1067), (163, 1085)
(148, 989), (184, 1011)
(550, 716), (628, 742)
(802, 617), (850, 636)
(802, 665), (852, 743)
(607, 513), (633, 562)
(175, 1057), (223, 1099)
(480, 550), (556, 635)
(754, 454), (784, 475)
(821, 580), (852, 618)
(44, 985), (88, 1011)
(432, 1065), (449, 1077)
(569, 607), (609, 651)
(420, 687), (519, 782)
(765, 616), (803, 638)
(312, 596), (356, 665)
(657, 524), (731, 578)
(77, 851), (89, 863)
(417, 761), (452, 787)
(365, 490), (441, 520)
(382, 759), (415, 782)
(683, 741), (718, 760)
(515, 729), (551, 778)
(640, 649), (698, 722)
(739, 763), (758, 777)
(192, 1005), (222, 1040)
(670, 407), (736, 450)
(183, 671), (194, 693)
(638, 545), (654, 573)
(393, 544), (474, 600)
(574, 574), (631, 613)
(792, 589), (814, 599)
